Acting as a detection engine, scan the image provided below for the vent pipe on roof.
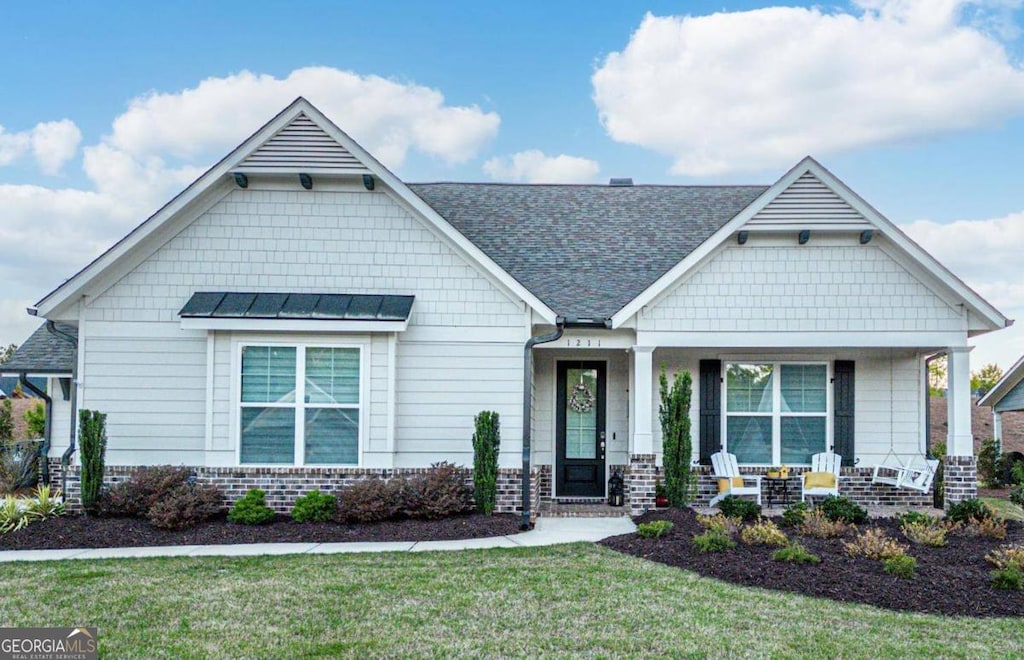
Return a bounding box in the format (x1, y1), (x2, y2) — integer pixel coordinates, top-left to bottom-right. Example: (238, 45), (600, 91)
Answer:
(609, 178), (633, 186)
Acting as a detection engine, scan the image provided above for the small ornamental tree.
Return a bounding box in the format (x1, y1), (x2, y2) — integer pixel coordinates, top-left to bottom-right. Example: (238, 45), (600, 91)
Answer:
(78, 409), (107, 514)
(25, 402), (46, 440)
(659, 366), (693, 508)
(472, 411), (500, 515)
(0, 399), (13, 446)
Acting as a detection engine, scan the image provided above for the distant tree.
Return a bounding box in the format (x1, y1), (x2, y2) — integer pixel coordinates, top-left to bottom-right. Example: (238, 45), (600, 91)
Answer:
(972, 363), (1003, 397)
(928, 356), (947, 397)
(0, 344), (15, 365)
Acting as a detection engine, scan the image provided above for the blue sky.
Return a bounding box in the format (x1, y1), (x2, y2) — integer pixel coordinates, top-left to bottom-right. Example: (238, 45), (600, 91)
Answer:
(2, 0), (1024, 370)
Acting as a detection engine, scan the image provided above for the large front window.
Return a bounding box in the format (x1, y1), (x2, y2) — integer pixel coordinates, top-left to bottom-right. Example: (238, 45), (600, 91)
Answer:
(239, 344), (360, 465)
(725, 362), (828, 465)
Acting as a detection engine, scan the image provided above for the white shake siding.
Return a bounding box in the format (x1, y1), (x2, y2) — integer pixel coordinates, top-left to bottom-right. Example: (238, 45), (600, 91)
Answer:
(82, 183), (528, 467)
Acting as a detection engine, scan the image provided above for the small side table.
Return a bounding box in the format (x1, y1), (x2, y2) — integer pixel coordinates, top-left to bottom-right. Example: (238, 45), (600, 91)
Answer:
(764, 476), (797, 508)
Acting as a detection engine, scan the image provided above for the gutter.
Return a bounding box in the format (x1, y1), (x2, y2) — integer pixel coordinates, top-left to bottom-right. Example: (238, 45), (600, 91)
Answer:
(45, 321), (78, 496)
(17, 374), (51, 486)
(520, 316), (611, 530)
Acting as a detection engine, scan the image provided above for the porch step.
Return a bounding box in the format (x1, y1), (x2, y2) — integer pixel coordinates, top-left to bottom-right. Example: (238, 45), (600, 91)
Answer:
(537, 500), (629, 518)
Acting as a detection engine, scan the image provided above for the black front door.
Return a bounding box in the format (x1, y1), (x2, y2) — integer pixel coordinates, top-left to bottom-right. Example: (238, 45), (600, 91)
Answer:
(556, 361), (606, 497)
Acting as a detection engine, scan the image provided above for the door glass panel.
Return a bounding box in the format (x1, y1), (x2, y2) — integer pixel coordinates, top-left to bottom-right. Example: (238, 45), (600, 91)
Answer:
(565, 367), (597, 459)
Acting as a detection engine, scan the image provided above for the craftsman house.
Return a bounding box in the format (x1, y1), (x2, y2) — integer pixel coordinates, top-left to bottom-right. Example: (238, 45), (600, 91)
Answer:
(1, 98), (1010, 517)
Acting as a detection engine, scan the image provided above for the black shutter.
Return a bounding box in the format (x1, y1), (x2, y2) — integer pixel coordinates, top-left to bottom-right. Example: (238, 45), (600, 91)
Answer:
(833, 360), (855, 467)
(699, 359), (722, 465)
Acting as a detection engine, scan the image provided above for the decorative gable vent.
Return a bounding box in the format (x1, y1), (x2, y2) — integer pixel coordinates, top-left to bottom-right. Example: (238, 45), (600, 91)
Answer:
(747, 171), (869, 228)
(236, 113), (370, 173)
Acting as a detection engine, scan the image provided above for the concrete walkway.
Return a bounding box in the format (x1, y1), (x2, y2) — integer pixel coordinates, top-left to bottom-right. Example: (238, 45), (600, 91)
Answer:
(0, 516), (636, 563)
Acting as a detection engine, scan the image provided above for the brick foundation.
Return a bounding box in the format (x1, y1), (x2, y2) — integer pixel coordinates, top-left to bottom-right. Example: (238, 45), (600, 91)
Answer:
(692, 465), (934, 508)
(943, 456), (977, 508)
(59, 465), (533, 515)
(626, 454), (657, 516)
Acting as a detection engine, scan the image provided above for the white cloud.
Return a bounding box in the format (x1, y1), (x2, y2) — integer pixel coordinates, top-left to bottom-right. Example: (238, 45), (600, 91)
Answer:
(592, 1), (1024, 176)
(901, 211), (1024, 369)
(0, 119), (81, 174)
(483, 150), (600, 183)
(0, 298), (41, 352)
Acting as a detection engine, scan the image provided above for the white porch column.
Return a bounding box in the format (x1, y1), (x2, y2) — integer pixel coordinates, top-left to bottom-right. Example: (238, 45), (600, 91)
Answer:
(946, 346), (974, 457)
(993, 410), (1003, 454)
(631, 346), (656, 455)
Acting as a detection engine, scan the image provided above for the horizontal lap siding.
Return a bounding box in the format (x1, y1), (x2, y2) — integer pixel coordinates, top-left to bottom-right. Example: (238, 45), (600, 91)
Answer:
(395, 341), (523, 468)
(641, 243), (965, 333)
(855, 353), (923, 464)
(47, 379), (73, 456)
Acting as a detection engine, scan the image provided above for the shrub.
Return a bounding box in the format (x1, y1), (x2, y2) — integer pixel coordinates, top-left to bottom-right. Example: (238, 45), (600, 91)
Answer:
(985, 544), (1024, 570)
(148, 483), (222, 530)
(844, 528), (908, 561)
(336, 478), (404, 524)
(25, 485), (64, 522)
(817, 496), (868, 524)
(977, 438), (1004, 488)
(227, 489), (277, 525)
(472, 411), (500, 515)
(0, 440), (41, 494)
(401, 462), (473, 520)
(975, 516), (1008, 540)
(78, 409), (107, 514)
(772, 543), (821, 564)
(0, 399), (13, 445)
(98, 465), (192, 517)
(990, 566), (1023, 591)
(659, 367), (693, 506)
(24, 402), (46, 440)
(0, 495), (28, 534)
(637, 520), (674, 539)
(884, 554), (917, 579)
(717, 496), (761, 522)
(945, 498), (992, 524)
(901, 520), (948, 547)
(291, 490), (337, 523)
(740, 519), (788, 547)
(696, 513), (742, 536)
(799, 509), (848, 538)
(781, 502), (809, 527)
(692, 530), (736, 553)
(898, 511), (935, 527)
(1011, 486), (1024, 508)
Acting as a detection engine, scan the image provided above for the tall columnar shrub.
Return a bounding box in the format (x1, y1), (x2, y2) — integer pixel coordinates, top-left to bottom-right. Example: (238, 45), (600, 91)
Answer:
(78, 409), (107, 513)
(0, 399), (13, 445)
(472, 411), (500, 515)
(659, 367), (693, 507)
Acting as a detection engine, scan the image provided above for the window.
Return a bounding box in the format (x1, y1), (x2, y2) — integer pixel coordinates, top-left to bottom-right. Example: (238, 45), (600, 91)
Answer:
(724, 362), (828, 465)
(239, 344), (360, 465)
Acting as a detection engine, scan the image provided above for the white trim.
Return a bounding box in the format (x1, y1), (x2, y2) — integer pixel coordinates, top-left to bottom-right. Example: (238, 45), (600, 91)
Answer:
(232, 338), (368, 467)
(0, 371), (72, 378)
(205, 333), (215, 452)
(181, 318), (409, 333)
(611, 156), (1010, 333)
(386, 332), (397, 456)
(35, 98), (558, 324)
(637, 330), (966, 348)
(721, 360), (831, 467)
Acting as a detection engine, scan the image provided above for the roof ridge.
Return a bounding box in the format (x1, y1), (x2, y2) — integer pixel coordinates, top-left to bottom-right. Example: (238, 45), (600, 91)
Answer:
(407, 182), (770, 189)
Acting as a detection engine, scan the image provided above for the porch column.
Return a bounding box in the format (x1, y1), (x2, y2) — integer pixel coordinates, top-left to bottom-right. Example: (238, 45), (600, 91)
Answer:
(993, 410), (1003, 455)
(944, 345), (977, 506)
(628, 346), (656, 515)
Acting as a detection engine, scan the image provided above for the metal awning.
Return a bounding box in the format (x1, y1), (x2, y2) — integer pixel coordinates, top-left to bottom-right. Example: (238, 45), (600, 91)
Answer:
(178, 292), (414, 332)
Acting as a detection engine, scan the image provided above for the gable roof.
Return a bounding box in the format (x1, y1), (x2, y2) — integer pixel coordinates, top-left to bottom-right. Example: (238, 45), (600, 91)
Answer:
(0, 323), (77, 375)
(409, 183), (766, 319)
(33, 98), (557, 323)
(609, 157), (1012, 332)
(978, 354), (1024, 410)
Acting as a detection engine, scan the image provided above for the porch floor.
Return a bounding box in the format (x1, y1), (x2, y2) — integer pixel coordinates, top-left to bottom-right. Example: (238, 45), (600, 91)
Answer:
(691, 504), (945, 518)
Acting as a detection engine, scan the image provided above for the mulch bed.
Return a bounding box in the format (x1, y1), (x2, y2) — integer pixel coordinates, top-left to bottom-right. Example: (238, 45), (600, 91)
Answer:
(0, 513), (521, 550)
(600, 508), (1024, 617)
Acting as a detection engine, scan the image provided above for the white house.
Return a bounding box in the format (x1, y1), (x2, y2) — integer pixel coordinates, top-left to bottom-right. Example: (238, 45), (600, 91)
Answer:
(1, 98), (1010, 519)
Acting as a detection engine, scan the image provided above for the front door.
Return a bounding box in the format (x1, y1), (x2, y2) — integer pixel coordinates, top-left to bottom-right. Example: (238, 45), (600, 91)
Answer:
(556, 361), (606, 497)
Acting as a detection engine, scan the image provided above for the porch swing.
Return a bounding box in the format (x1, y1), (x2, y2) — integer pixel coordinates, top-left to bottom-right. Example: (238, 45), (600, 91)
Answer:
(869, 352), (940, 493)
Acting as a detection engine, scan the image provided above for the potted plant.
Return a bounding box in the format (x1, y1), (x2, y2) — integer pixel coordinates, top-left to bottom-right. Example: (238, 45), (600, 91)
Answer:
(654, 478), (669, 508)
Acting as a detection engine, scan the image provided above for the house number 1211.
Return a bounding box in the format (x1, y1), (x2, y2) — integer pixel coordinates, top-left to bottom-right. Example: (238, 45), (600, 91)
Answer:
(567, 339), (601, 347)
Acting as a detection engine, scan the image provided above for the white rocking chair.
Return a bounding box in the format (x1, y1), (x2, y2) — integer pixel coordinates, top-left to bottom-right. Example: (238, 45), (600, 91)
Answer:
(709, 451), (762, 506)
(802, 452), (843, 503)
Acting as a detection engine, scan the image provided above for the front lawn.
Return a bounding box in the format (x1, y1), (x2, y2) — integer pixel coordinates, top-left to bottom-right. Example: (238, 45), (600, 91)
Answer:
(1, 545), (1021, 657)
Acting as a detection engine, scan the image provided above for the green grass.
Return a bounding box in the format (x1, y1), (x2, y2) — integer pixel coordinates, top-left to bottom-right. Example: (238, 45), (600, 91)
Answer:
(980, 497), (1024, 522)
(1, 544), (1021, 657)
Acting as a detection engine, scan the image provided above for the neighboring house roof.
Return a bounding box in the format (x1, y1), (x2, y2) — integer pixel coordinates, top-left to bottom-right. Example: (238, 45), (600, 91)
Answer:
(180, 292), (415, 321)
(0, 323), (77, 375)
(408, 183), (766, 319)
(978, 354), (1024, 411)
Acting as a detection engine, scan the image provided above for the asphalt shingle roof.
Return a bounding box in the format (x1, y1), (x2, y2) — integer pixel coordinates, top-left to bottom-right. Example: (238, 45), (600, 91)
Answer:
(408, 183), (768, 319)
(0, 323), (77, 374)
